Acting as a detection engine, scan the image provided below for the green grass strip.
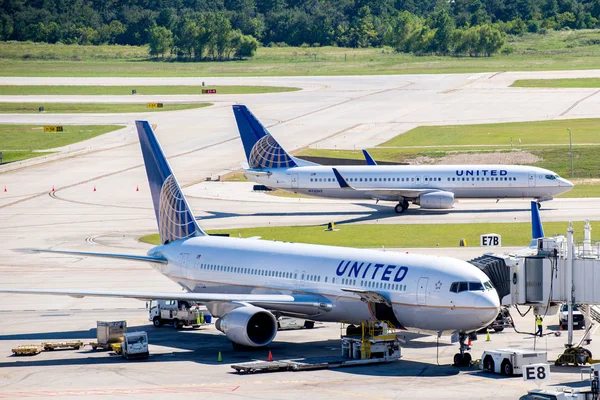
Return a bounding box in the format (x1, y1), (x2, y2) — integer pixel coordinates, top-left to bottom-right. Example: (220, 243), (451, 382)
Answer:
(0, 102), (212, 113)
(379, 118), (600, 147)
(0, 85), (299, 95)
(139, 221), (594, 248)
(511, 78), (600, 88)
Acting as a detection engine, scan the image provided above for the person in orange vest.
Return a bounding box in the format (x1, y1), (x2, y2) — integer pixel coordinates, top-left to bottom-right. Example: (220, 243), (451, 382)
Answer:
(536, 315), (543, 337)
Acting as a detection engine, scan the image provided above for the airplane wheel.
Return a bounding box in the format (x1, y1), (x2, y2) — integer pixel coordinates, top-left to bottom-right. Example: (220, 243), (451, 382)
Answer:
(394, 204), (406, 214)
(463, 353), (472, 365)
(453, 353), (463, 366)
(402, 199), (409, 209)
(304, 321), (315, 329)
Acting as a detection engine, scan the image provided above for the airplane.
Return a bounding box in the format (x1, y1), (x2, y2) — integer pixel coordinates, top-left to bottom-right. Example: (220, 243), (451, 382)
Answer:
(233, 105), (574, 214)
(0, 121), (500, 366)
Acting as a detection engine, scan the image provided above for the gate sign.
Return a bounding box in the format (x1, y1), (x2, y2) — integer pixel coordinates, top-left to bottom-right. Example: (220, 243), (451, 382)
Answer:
(202, 89), (217, 94)
(147, 103), (163, 108)
(523, 363), (550, 386)
(44, 126), (63, 133)
(480, 233), (501, 247)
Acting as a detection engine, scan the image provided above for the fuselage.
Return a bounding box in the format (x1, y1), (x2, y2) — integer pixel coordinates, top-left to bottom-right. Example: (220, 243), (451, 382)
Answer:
(246, 164), (573, 201)
(148, 236), (500, 334)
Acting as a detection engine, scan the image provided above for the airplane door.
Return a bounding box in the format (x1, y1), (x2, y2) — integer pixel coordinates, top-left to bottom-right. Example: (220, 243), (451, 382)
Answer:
(179, 253), (190, 278)
(417, 277), (429, 306)
(291, 173), (299, 189)
(528, 172), (536, 187)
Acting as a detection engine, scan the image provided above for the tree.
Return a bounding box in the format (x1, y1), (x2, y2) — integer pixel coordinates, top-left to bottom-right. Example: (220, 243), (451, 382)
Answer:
(430, 9), (454, 55)
(344, 6), (378, 48)
(235, 33), (259, 57)
(149, 26), (173, 59)
(174, 17), (199, 59)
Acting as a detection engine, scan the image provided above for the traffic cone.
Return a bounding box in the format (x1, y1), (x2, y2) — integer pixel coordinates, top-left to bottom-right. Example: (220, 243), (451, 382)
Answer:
(93, 185), (96, 192)
(467, 338), (472, 347)
(217, 351), (222, 362)
(136, 185), (139, 192)
(267, 351), (273, 362)
(51, 185), (54, 192)
(3, 186), (6, 192)
(486, 331), (491, 342)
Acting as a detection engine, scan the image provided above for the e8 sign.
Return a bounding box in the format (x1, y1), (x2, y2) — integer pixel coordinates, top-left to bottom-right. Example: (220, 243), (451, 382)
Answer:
(522, 363), (550, 383)
(480, 233), (501, 247)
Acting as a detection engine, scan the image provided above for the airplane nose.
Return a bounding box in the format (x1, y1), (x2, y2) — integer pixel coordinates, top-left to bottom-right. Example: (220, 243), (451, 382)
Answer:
(475, 293), (500, 325)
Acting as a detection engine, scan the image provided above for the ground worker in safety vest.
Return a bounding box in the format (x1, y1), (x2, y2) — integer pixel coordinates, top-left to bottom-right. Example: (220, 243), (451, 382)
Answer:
(536, 315), (543, 337)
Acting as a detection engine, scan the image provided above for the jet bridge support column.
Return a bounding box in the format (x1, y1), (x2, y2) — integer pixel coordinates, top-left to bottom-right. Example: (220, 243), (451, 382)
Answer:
(567, 222), (575, 347)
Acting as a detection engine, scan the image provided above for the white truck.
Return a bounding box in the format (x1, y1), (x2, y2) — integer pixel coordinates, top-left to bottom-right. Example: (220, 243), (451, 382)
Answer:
(481, 348), (547, 376)
(559, 304), (585, 330)
(149, 300), (204, 329)
(121, 332), (149, 360)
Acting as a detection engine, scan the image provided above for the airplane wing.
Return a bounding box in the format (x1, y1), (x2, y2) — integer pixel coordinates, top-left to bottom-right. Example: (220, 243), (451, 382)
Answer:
(332, 168), (435, 200)
(28, 249), (168, 264)
(0, 288), (294, 303)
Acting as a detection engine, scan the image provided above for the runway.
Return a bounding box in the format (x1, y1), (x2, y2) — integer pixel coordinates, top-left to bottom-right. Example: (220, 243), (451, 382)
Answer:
(1, 70), (600, 398)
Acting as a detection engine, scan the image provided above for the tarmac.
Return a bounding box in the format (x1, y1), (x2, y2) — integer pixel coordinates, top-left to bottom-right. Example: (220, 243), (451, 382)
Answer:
(1, 70), (600, 399)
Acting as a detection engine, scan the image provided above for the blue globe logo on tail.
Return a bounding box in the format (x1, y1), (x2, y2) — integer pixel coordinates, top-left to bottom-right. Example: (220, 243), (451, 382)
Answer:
(249, 135), (296, 169)
(158, 175), (198, 243)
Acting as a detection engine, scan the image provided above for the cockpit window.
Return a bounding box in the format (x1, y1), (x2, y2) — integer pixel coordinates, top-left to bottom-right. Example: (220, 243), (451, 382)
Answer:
(451, 281), (493, 293)
(545, 175), (556, 180)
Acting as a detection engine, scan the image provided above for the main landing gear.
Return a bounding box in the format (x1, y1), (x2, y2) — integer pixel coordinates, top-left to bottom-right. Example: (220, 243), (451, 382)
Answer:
(453, 332), (473, 367)
(394, 199), (410, 214)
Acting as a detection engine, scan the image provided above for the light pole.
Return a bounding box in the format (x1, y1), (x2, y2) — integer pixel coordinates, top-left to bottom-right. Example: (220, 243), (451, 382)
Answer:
(567, 128), (573, 178)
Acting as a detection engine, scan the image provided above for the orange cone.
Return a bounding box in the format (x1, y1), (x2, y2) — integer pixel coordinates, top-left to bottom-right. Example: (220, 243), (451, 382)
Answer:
(467, 338), (472, 347)
(267, 351), (273, 362)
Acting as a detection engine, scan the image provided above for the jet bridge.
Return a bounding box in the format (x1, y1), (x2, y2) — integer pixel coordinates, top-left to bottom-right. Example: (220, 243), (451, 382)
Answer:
(472, 220), (600, 348)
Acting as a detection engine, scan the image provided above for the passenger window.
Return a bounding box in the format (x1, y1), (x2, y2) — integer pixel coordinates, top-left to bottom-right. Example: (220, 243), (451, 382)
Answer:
(458, 282), (468, 293)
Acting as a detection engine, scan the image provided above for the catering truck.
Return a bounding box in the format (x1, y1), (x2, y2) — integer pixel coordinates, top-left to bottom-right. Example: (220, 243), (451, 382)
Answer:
(148, 300), (204, 329)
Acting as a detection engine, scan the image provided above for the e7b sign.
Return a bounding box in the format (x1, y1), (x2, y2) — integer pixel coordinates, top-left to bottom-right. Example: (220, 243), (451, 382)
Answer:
(480, 234), (501, 247)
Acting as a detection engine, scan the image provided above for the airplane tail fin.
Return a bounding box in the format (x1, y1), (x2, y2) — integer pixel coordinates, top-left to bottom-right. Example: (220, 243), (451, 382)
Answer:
(136, 121), (205, 244)
(362, 149), (378, 166)
(232, 105), (297, 169)
(531, 201), (544, 240)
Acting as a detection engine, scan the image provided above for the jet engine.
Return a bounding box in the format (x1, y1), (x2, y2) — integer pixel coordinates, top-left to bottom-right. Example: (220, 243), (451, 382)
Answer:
(415, 191), (455, 209)
(215, 306), (278, 347)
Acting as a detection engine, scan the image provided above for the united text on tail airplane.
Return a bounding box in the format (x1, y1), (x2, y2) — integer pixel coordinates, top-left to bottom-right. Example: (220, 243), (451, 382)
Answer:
(1, 121), (499, 364)
(233, 105), (574, 213)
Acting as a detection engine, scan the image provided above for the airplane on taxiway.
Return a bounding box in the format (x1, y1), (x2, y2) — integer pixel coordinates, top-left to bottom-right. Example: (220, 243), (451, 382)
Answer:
(233, 105), (574, 213)
(0, 121), (500, 365)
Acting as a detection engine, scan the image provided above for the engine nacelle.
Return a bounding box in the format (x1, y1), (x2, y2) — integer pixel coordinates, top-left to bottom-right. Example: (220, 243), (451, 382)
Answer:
(415, 191), (455, 209)
(215, 306), (277, 347)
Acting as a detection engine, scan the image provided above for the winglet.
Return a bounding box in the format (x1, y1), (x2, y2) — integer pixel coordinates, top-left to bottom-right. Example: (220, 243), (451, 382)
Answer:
(531, 201), (544, 239)
(362, 149), (377, 166)
(332, 168), (350, 188)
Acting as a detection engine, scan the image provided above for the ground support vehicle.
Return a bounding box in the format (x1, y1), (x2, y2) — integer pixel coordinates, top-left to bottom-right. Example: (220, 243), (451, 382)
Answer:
(149, 300), (205, 329)
(481, 348), (547, 375)
(121, 332), (149, 360)
(559, 304), (585, 330)
(42, 340), (83, 350)
(89, 320), (127, 351)
(231, 321), (400, 374)
(12, 345), (43, 356)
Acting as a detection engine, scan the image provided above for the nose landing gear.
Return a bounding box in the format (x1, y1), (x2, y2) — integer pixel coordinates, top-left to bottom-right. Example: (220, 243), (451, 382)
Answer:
(453, 332), (473, 367)
(394, 199), (410, 214)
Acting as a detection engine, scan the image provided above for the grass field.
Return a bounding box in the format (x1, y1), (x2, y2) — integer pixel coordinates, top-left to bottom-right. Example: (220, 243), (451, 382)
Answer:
(557, 180), (600, 197)
(0, 124), (123, 162)
(512, 78), (600, 88)
(139, 220), (593, 248)
(0, 102), (212, 113)
(4, 30), (600, 77)
(0, 86), (298, 95)
(379, 119), (600, 147)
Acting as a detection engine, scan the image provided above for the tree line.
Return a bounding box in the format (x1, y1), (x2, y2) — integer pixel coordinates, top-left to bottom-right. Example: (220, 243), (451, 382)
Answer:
(1, 0), (600, 59)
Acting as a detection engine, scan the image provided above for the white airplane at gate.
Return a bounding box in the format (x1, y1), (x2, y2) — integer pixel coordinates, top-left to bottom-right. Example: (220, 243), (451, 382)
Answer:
(0, 121), (499, 364)
(233, 105), (574, 213)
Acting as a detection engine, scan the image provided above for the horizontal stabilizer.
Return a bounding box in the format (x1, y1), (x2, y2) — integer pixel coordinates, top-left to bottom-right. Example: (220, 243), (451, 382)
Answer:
(30, 249), (168, 264)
